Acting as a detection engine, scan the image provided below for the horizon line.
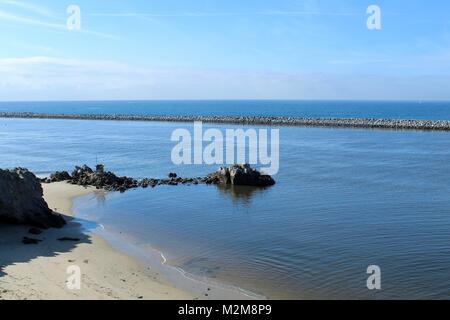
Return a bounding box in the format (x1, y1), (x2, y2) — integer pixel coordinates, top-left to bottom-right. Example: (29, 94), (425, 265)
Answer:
(0, 99), (449, 103)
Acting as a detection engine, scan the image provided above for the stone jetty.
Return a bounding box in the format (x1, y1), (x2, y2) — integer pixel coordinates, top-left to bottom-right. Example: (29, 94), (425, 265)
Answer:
(1, 112), (450, 131)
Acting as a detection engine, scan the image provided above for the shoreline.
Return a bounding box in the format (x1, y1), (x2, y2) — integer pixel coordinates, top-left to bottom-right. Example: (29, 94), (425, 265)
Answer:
(72, 192), (264, 300)
(1, 112), (450, 131)
(80, 206), (265, 300)
(0, 182), (259, 300)
(0, 182), (193, 299)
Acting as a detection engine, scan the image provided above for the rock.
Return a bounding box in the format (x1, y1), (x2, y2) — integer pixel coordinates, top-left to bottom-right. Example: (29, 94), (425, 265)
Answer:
(45, 164), (274, 192)
(139, 178), (159, 189)
(0, 168), (66, 228)
(205, 164), (275, 187)
(229, 164), (276, 187)
(49, 171), (71, 182)
(67, 164), (139, 192)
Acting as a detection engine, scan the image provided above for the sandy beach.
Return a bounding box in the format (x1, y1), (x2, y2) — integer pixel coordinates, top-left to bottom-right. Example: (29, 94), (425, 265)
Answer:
(0, 182), (195, 300)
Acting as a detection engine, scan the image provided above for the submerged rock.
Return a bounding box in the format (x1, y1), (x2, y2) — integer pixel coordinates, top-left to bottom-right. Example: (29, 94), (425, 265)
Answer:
(0, 168), (66, 228)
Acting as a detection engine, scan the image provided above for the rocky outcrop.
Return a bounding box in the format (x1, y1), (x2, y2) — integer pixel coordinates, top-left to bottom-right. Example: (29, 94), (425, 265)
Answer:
(0, 165), (274, 229)
(43, 165), (202, 192)
(204, 164), (276, 187)
(44, 164), (275, 192)
(70, 165), (139, 192)
(0, 168), (66, 228)
(49, 171), (71, 182)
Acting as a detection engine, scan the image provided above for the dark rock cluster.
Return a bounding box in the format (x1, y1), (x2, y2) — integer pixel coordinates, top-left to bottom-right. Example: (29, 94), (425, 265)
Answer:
(42, 164), (139, 192)
(48, 171), (71, 182)
(42, 164), (204, 192)
(204, 164), (276, 187)
(43, 164), (275, 192)
(71, 164), (139, 192)
(0, 168), (66, 228)
(0, 164), (275, 229)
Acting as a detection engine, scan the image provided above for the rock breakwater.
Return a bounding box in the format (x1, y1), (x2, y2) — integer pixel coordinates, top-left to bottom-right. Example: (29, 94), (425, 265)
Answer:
(1, 112), (450, 131)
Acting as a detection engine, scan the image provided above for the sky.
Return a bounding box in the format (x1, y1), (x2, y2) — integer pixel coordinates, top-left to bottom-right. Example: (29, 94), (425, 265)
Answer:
(0, 0), (450, 101)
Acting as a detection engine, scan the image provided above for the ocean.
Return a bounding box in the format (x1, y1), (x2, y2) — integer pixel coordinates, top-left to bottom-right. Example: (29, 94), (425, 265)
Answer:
(2, 100), (450, 120)
(1, 100), (450, 299)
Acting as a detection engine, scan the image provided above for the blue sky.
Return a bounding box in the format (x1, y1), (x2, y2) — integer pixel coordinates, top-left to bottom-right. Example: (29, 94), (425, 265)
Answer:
(0, 0), (450, 100)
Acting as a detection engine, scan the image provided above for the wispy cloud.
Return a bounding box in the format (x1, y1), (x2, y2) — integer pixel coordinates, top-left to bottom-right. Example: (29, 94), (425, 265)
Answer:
(1, 56), (450, 101)
(9, 39), (56, 54)
(89, 10), (359, 18)
(258, 10), (358, 16)
(0, 56), (159, 99)
(329, 59), (390, 65)
(0, 2), (118, 39)
(0, 9), (63, 29)
(0, 0), (55, 18)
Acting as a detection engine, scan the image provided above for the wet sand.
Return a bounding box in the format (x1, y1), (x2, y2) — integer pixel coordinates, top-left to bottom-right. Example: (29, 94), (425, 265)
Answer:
(0, 182), (259, 300)
(0, 182), (194, 299)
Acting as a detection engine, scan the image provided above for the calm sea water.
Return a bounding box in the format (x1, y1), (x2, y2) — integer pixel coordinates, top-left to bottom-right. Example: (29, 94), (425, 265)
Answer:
(1, 109), (450, 299)
(1, 100), (450, 120)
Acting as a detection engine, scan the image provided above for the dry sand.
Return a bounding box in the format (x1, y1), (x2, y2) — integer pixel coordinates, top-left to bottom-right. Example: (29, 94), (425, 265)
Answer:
(0, 182), (194, 300)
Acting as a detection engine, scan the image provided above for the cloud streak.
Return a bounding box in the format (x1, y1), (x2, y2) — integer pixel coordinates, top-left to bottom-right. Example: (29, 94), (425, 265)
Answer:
(89, 10), (359, 18)
(1, 56), (450, 101)
(0, 3), (118, 39)
(0, 0), (55, 18)
(0, 9), (63, 29)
